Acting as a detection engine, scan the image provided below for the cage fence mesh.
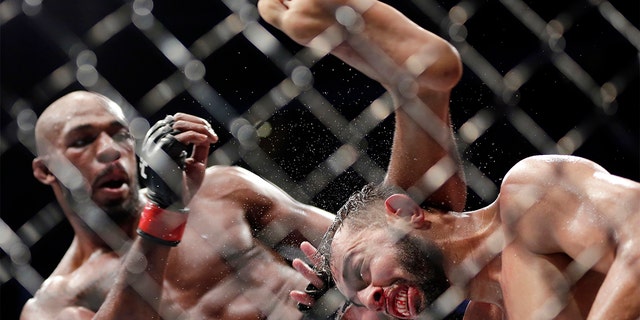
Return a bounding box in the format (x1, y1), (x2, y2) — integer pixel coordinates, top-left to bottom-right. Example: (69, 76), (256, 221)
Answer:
(1, 0), (638, 319)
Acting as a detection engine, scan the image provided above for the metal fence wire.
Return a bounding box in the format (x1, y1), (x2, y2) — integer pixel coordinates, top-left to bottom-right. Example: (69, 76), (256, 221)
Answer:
(1, 0), (638, 319)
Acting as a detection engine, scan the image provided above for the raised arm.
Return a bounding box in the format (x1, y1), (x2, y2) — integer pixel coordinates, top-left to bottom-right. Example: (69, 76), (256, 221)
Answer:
(95, 113), (218, 319)
(258, 0), (466, 211)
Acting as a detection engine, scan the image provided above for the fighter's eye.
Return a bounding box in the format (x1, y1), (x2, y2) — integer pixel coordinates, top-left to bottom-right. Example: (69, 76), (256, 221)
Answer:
(70, 135), (97, 148)
(359, 260), (371, 284)
(113, 130), (133, 143)
(352, 259), (367, 290)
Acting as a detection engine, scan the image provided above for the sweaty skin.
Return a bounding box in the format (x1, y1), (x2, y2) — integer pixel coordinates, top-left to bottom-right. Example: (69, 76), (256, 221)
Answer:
(22, 91), (335, 319)
(160, 165), (335, 319)
(259, 0), (640, 319)
(258, 0), (467, 317)
(330, 155), (640, 320)
(497, 156), (640, 319)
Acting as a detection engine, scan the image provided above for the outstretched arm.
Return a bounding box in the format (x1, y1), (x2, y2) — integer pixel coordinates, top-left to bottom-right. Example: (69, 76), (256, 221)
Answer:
(259, 0), (466, 211)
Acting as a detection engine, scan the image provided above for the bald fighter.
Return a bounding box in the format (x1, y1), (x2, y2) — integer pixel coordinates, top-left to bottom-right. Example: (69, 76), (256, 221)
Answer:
(21, 91), (334, 319)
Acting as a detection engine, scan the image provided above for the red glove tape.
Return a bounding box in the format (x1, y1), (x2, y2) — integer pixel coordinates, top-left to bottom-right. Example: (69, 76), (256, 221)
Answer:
(137, 202), (188, 246)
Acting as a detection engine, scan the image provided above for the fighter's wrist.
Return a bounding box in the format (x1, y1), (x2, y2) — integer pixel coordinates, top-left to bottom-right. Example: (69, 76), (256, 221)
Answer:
(136, 201), (189, 246)
(146, 187), (185, 210)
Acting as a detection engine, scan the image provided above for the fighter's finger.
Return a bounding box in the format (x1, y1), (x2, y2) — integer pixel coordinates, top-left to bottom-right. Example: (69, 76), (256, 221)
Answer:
(172, 113), (219, 143)
(171, 131), (212, 158)
(300, 241), (321, 265)
(184, 157), (207, 179)
(189, 139), (211, 165)
(292, 258), (324, 288)
(172, 112), (211, 126)
(290, 290), (315, 307)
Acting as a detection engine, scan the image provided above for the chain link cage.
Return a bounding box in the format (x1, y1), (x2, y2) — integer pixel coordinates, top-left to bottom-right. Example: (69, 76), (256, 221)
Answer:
(1, 0), (638, 319)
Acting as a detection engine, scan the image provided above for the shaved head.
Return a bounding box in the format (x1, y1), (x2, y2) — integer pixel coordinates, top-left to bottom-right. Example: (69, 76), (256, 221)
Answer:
(32, 90), (140, 224)
(35, 91), (126, 156)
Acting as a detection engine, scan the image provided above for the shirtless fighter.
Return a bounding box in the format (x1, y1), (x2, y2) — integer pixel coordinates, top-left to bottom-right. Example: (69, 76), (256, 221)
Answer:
(258, 0), (640, 319)
(21, 91), (334, 319)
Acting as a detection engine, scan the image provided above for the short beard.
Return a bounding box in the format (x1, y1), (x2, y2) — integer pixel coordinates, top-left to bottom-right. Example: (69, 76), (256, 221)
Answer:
(63, 184), (142, 228)
(101, 191), (142, 224)
(396, 233), (450, 311)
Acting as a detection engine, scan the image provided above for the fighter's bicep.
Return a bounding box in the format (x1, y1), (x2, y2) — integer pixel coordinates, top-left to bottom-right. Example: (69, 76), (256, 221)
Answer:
(501, 243), (582, 319)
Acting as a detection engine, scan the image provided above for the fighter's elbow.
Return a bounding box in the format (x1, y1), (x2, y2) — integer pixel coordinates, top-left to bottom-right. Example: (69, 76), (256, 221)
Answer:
(443, 46), (463, 89)
(423, 42), (463, 92)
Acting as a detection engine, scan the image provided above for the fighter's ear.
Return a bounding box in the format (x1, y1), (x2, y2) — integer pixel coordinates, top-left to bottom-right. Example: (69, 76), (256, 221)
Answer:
(384, 194), (427, 227)
(32, 158), (56, 185)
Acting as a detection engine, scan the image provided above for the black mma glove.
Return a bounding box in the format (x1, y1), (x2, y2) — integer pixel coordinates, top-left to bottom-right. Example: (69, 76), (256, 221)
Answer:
(298, 270), (340, 320)
(137, 115), (191, 246)
(140, 115), (190, 210)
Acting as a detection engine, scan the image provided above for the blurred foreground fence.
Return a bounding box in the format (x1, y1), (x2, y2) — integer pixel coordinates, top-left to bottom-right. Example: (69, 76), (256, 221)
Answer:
(1, 0), (638, 318)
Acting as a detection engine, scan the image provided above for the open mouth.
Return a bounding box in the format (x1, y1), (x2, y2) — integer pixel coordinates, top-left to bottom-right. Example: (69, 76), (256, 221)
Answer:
(93, 166), (130, 194)
(98, 179), (127, 190)
(396, 288), (410, 317)
(387, 286), (423, 319)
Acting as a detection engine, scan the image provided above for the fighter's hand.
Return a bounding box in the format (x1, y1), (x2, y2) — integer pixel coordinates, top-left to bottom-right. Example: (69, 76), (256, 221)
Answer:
(139, 113), (218, 209)
(137, 113), (217, 246)
(164, 113), (218, 204)
(290, 241), (334, 310)
(258, 0), (373, 48)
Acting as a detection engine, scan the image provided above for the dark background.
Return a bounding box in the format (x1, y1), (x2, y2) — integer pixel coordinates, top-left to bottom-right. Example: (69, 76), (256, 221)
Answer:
(1, 0), (638, 318)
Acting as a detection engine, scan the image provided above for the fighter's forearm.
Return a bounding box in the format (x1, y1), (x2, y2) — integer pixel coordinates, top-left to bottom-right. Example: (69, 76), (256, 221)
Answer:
(587, 255), (640, 320)
(331, 0), (461, 93)
(335, 1), (466, 210)
(94, 112), (212, 318)
(258, 0), (466, 209)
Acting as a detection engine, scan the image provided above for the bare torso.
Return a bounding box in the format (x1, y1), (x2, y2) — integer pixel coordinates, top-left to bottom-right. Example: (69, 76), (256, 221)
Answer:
(495, 155), (639, 319)
(25, 165), (332, 320)
(161, 179), (310, 320)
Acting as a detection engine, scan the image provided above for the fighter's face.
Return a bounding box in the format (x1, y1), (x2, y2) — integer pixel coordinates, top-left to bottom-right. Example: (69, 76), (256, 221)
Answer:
(45, 99), (140, 220)
(331, 223), (449, 319)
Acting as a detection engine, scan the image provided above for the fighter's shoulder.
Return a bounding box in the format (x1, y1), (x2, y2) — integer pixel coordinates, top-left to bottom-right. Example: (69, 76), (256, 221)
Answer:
(501, 154), (604, 185)
(201, 165), (262, 190)
(197, 165), (289, 204)
(496, 155), (579, 234)
(497, 155), (614, 250)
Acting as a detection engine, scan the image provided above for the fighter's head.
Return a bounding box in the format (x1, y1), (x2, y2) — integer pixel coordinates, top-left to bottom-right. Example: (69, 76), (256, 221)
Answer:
(32, 91), (141, 223)
(318, 183), (449, 319)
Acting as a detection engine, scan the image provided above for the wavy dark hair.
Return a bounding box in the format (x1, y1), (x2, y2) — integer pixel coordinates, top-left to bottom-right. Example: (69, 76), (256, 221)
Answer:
(315, 182), (405, 274)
